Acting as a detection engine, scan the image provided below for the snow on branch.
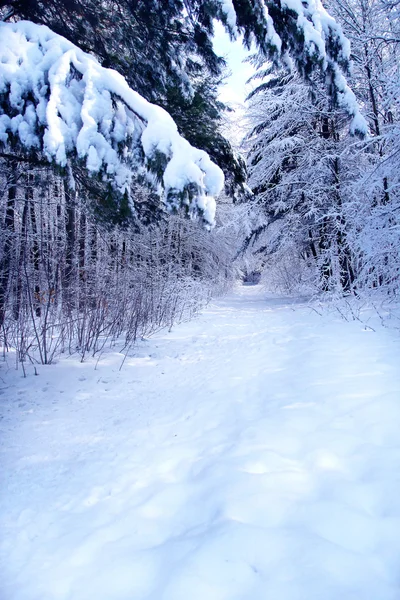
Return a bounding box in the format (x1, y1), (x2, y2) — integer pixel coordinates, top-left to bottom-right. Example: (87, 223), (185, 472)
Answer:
(283, 0), (369, 134)
(0, 21), (224, 225)
(280, 0), (368, 134)
(219, 0), (367, 135)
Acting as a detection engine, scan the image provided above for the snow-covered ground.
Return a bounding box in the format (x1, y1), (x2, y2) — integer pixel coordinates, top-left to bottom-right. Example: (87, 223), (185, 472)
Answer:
(1, 285), (400, 600)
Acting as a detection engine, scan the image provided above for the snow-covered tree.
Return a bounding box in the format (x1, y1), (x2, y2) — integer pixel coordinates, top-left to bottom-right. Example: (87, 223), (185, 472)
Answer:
(243, 65), (364, 293)
(0, 163), (237, 362)
(326, 0), (400, 295)
(0, 21), (223, 226)
(1, 0), (367, 133)
(0, 0), (369, 208)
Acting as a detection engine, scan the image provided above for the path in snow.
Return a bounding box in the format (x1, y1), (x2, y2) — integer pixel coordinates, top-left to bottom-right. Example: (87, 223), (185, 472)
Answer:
(1, 285), (400, 600)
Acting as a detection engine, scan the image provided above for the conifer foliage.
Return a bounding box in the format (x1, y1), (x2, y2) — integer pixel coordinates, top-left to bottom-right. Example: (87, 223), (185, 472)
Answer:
(0, 21), (223, 225)
(2, 0), (367, 128)
(0, 0), (365, 211)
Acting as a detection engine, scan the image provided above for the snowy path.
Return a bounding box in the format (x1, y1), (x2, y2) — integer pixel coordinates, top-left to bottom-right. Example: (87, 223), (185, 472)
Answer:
(1, 285), (400, 600)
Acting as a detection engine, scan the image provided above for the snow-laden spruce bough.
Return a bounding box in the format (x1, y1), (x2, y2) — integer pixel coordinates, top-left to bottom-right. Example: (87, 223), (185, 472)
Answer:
(0, 12), (367, 227)
(0, 21), (224, 227)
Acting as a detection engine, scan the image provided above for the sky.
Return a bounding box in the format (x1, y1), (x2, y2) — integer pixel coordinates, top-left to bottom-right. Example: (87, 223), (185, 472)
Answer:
(211, 22), (256, 148)
(212, 21), (255, 107)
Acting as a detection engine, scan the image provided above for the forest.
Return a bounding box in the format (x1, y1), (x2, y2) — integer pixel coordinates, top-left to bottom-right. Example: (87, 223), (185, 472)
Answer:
(0, 0), (399, 368)
(2, 4), (400, 599)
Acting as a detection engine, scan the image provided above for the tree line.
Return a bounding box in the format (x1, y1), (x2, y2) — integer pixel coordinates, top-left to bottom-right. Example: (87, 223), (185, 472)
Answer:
(0, 0), (398, 369)
(243, 0), (399, 298)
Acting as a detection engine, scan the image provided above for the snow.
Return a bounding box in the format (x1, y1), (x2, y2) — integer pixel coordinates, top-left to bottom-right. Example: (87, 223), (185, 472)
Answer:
(261, 3), (283, 54)
(218, 0), (238, 37)
(0, 21), (223, 224)
(278, 0), (368, 134)
(281, 0), (350, 63)
(1, 285), (400, 599)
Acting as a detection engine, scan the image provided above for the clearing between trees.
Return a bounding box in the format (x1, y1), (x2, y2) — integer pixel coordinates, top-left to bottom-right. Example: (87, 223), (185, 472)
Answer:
(1, 285), (400, 600)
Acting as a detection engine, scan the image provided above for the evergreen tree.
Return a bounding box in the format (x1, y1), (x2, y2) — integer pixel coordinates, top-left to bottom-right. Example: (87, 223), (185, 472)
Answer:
(1, 0), (367, 152)
(326, 0), (400, 293)
(0, 22), (224, 227)
(244, 65), (361, 292)
(164, 71), (247, 200)
(0, 0), (243, 196)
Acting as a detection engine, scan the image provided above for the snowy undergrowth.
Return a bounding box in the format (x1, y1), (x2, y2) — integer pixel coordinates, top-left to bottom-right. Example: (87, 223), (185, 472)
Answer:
(1, 285), (400, 600)
(318, 294), (400, 334)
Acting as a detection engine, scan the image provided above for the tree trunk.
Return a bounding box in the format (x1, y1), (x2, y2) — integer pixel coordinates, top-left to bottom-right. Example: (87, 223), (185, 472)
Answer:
(63, 179), (76, 312)
(0, 169), (17, 328)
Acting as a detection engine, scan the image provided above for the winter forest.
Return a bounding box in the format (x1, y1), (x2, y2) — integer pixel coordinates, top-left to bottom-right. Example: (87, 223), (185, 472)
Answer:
(0, 0), (398, 367)
(1, 1), (400, 599)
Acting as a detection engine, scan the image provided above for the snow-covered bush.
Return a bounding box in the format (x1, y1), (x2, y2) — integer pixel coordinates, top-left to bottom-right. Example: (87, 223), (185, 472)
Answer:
(0, 21), (223, 226)
(260, 245), (318, 295)
(0, 168), (236, 366)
